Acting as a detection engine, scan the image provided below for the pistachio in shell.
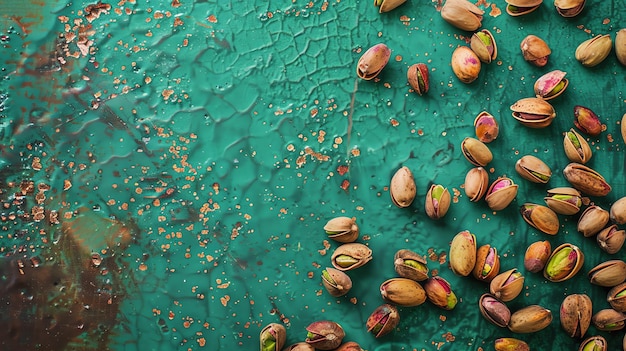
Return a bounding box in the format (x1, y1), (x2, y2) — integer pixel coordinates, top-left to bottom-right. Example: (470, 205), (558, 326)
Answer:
(380, 278), (426, 307)
(474, 111), (499, 143)
(608, 282), (626, 312)
(524, 240), (551, 273)
(554, 0), (585, 17)
(425, 184), (451, 220)
(331, 243), (372, 271)
(560, 293), (592, 338)
(575, 34), (612, 68)
(520, 34), (551, 66)
(494, 338), (530, 351)
(597, 225), (626, 255)
(461, 137), (492, 167)
(449, 230), (477, 277)
(357, 43), (391, 80)
(470, 29), (497, 63)
(490, 268), (525, 302)
(515, 155), (551, 184)
(260, 323), (287, 351)
(366, 304), (399, 338)
(321, 267), (353, 297)
(485, 177), (518, 211)
(510, 97), (556, 128)
(578, 205), (610, 237)
(282, 342), (316, 351)
(610, 196), (626, 225)
(520, 203), (559, 235)
(588, 260), (626, 287)
(578, 336), (607, 351)
(423, 276), (457, 310)
(305, 321), (345, 350)
(374, 0), (407, 13)
(617, 29), (626, 66)
(407, 63), (429, 95)
(505, 0), (542, 16)
(390, 166), (417, 208)
(564, 128), (592, 164)
(473, 244), (500, 282)
(592, 309), (626, 332)
(544, 187), (584, 215)
(508, 305), (553, 333)
(323, 216), (359, 243)
(440, 0), (484, 31)
(544, 243), (584, 282)
(479, 293), (511, 327)
(333, 342), (365, 351)
(573, 105), (603, 136)
(394, 249), (429, 281)
(451, 46), (481, 83)
(534, 70), (568, 100)
(464, 166), (489, 201)
(563, 163), (611, 197)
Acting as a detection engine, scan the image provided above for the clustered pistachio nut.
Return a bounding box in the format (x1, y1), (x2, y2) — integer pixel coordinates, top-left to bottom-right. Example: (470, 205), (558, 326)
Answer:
(597, 224), (626, 254)
(464, 167), (489, 201)
(305, 320), (345, 350)
(473, 244), (500, 282)
(563, 163), (611, 197)
(520, 203), (559, 235)
(451, 46), (481, 83)
(374, 0), (406, 13)
(563, 128), (592, 164)
(449, 230), (477, 276)
(510, 97), (556, 128)
(331, 243), (372, 271)
(357, 43), (391, 80)
(495, 338), (530, 351)
(611, 196), (626, 225)
(544, 243), (584, 282)
(479, 293), (511, 327)
(471, 29), (497, 63)
(554, 0), (585, 17)
(578, 205), (610, 237)
(515, 155), (551, 184)
(520, 34), (551, 66)
(578, 336), (607, 351)
(283, 342), (315, 351)
(574, 105), (603, 136)
(425, 184), (451, 220)
(440, 0), (484, 31)
(394, 249), (429, 281)
(462, 137), (492, 167)
(524, 240), (551, 273)
(334, 342), (365, 351)
(560, 294), (592, 338)
(545, 187), (584, 215)
(321, 267), (353, 297)
(474, 111), (499, 143)
(575, 34), (612, 67)
(323, 216), (359, 243)
(366, 304), (399, 338)
(407, 63), (429, 95)
(390, 166), (417, 208)
(424, 276), (457, 310)
(490, 268), (524, 302)
(534, 70), (568, 100)
(505, 0), (542, 16)
(592, 309), (626, 331)
(508, 305), (552, 333)
(485, 177), (518, 211)
(260, 323), (286, 351)
(588, 260), (626, 287)
(608, 282), (626, 312)
(380, 278), (426, 307)
(617, 29), (626, 66)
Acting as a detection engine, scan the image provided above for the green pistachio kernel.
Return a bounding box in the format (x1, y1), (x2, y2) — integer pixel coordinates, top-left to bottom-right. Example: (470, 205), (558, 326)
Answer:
(476, 31), (492, 47)
(262, 338), (276, 351)
(547, 80), (566, 97)
(567, 131), (581, 149)
(446, 291), (458, 309)
(403, 259), (425, 270)
(546, 247), (574, 280)
(374, 0), (383, 6)
(582, 339), (604, 351)
(321, 269), (335, 284)
(530, 170), (550, 181)
(335, 254), (358, 268)
(616, 289), (626, 298)
(432, 185), (445, 201)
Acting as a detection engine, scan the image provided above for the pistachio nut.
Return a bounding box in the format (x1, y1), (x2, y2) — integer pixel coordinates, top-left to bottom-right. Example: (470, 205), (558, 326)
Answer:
(534, 70), (568, 100)
(578, 205), (610, 237)
(515, 155), (551, 184)
(394, 249), (429, 281)
(390, 166), (417, 208)
(563, 163), (611, 197)
(597, 224), (626, 255)
(520, 35), (551, 66)
(610, 196), (626, 225)
(588, 260), (626, 287)
(449, 230), (477, 276)
(323, 216), (359, 243)
(505, 0), (543, 16)
(331, 243), (372, 271)
(617, 29), (626, 66)
(357, 43), (391, 80)
(425, 184), (451, 220)
(366, 304), (399, 338)
(578, 336), (607, 351)
(374, 0), (406, 13)
(423, 276), (457, 310)
(592, 309), (626, 331)
(260, 323), (287, 351)
(510, 97), (556, 128)
(524, 240), (551, 273)
(470, 29), (498, 63)
(563, 128), (592, 164)
(305, 320), (345, 350)
(608, 282), (626, 312)
(560, 294), (593, 338)
(575, 34), (612, 67)
(574, 105), (603, 136)
(622, 112), (626, 145)
(440, 0), (484, 31)
(321, 267), (353, 297)
(380, 278), (427, 307)
(333, 342), (365, 351)
(461, 137), (492, 167)
(282, 342), (316, 351)
(407, 63), (429, 95)
(479, 293), (511, 327)
(554, 0), (586, 17)
(494, 338), (530, 351)
(464, 167), (489, 201)
(520, 203), (559, 235)
(474, 111), (499, 143)
(473, 244), (500, 282)
(544, 243), (584, 282)
(485, 177), (518, 211)
(451, 46), (481, 83)
(508, 305), (553, 333)
(490, 268), (525, 302)
(544, 187), (584, 215)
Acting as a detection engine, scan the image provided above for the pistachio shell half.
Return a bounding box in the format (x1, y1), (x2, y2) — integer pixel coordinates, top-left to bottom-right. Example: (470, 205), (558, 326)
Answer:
(524, 240), (551, 273)
(374, 0), (407, 13)
(534, 70), (568, 100)
(554, 0), (586, 17)
(321, 267), (353, 297)
(485, 177), (518, 211)
(578, 205), (610, 237)
(510, 97), (556, 128)
(520, 203), (559, 235)
(424, 276), (457, 310)
(390, 166), (417, 208)
(323, 216), (359, 243)
(440, 0), (484, 31)
(464, 167), (489, 201)
(574, 105), (603, 136)
(610, 197), (626, 225)
(564, 128), (592, 164)
(490, 268), (524, 302)
(451, 46), (481, 83)
(449, 230), (477, 276)
(394, 249), (429, 281)
(479, 293), (511, 327)
(305, 321), (345, 350)
(544, 243), (584, 282)
(366, 304), (399, 338)
(592, 309), (626, 331)
(608, 282), (626, 312)
(560, 293), (592, 338)
(473, 244), (500, 282)
(563, 163), (611, 197)
(588, 260), (626, 287)
(505, 0), (543, 16)
(520, 34), (551, 66)
(597, 225), (626, 255)
(357, 43), (391, 80)
(515, 155), (551, 183)
(407, 63), (430, 95)
(470, 29), (498, 63)
(260, 323), (287, 351)
(508, 305), (553, 333)
(575, 34), (612, 67)
(380, 278), (426, 307)
(495, 338), (530, 351)
(544, 187), (584, 215)
(331, 243), (372, 271)
(461, 137), (492, 167)
(578, 336), (607, 351)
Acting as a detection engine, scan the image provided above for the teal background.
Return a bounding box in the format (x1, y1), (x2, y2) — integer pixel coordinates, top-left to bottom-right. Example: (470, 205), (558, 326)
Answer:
(0, 0), (625, 350)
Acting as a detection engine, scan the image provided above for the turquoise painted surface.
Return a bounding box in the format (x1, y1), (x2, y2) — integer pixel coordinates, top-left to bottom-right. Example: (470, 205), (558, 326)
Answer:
(0, 0), (625, 350)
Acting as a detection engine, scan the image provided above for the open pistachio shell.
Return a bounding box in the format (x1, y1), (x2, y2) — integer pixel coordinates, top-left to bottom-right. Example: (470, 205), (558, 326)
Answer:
(407, 63), (429, 95)
(474, 111), (499, 143)
(534, 70), (568, 100)
(578, 205), (610, 237)
(564, 128), (592, 164)
(321, 267), (353, 297)
(449, 230), (477, 276)
(380, 278), (426, 307)
(334, 342), (365, 351)
(554, 0), (586, 17)
(574, 105), (603, 136)
(323, 216), (359, 243)
(357, 43), (391, 80)
(440, 0), (484, 31)
(544, 187), (584, 215)
(575, 34), (612, 67)
(544, 243), (584, 282)
(394, 249), (429, 281)
(260, 323), (287, 351)
(473, 244), (500, 282)
(424, 276), (457, 310)
(366, 304), (399, 338)
(610, 197), (626, 225)
(470, 29), (497, 63)
(331, 243), (372, 271)
(462, 137), (492, 167)
(520, 35), (551, 66)
(515, 155), (551, 183)
(283, 342), (316, 351)
(505, 0), (543, 16)
(508, 305), (553, 333)
(597, 225), (626, 254)
(524, 240), (552, 273)
(578, 336), (607, 351)
(390, 166), (417, 208)
(560, 294), (592, 338)
(608, 282), (626, 312)
(490, 268), (524, 302)
(588, 260), (626, 287)
(375, 0), (407, 13)
(464, 167), (489, 201)
(592, 309), (626, 331)
(305, 320), (345, 350)
(479, 293), (511, 327)
(425, 184), (451, 220)
(563, 163), (611, 197)
(495, 338), (530, 351)
(510, 97), (556, 128)
(485, 177), (518, 211)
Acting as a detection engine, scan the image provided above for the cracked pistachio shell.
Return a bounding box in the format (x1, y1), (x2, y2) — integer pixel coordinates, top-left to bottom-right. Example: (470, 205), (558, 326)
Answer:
(510, 97), (556, 128)
(608, 282), (626, 312)
(574, 105), (603, 136)
(544, 243), (584, 282)
(357, 43), (391, 80)
(508, 305), (553, 333)
(597, 225), (626, 255)
(479, 293), (511, 327)
(471, 29), (497, 63)
(588, 260), (626, 287)
(554, 0), (586, 17)
(473, 244), (500, 282)
(440, 0), (484, 31)
(534, 70), (568, 100)
(451, 46), (481, 83)
(490, 268), (525, 302)
(462, 137), (492, 167)
(524, 240), (552, 273)
(515, 155), (551, 184)
(260, 323), (287, 351)
(544, 187), (584, 215)
(424, 276), (457, 310)
(610, 197), (626, 225)
(407, 63), (429, 95)
(520, 203), (559, 235)
(394, 249), (429, 281)
(323, 217), (359, 243)
(283, 342), (316, 351)
(575, 34), (612, 67)
(563, 163), (611, 197)
(564, 128), (592, 164)
(592, 309), (626, 331)
(374, 0), (407, 13)
(505, 0), (542, 16)
(449, 230), (477, 276)
(321, 267), (353, 297)
(390, 166), (416, 208)
(305, 321), (345, 350)
(485, 177), (518, 211)
(425, 184), (451, 220)
(578, 336), (607, 351)
(333, 342), (365, 351)
(331, 243), (372, 271)
(474, 111), (499, 143)
(464, 167), (489, 201)
(494, 338), (530, 351)
(366, 304), (399, 338)
(617, 29), (626, 66)
(578, 205), (610, 237)
(560, 294), (592, 338)
(520, 35), (551, 66)
(380, 278), (426, 307)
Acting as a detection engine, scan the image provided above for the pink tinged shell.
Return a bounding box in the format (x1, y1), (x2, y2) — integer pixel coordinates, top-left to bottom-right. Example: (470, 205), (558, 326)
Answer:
(574, 105), (603, 136)
(534, 70), (568, 99)
(357, 43), (391, 80)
